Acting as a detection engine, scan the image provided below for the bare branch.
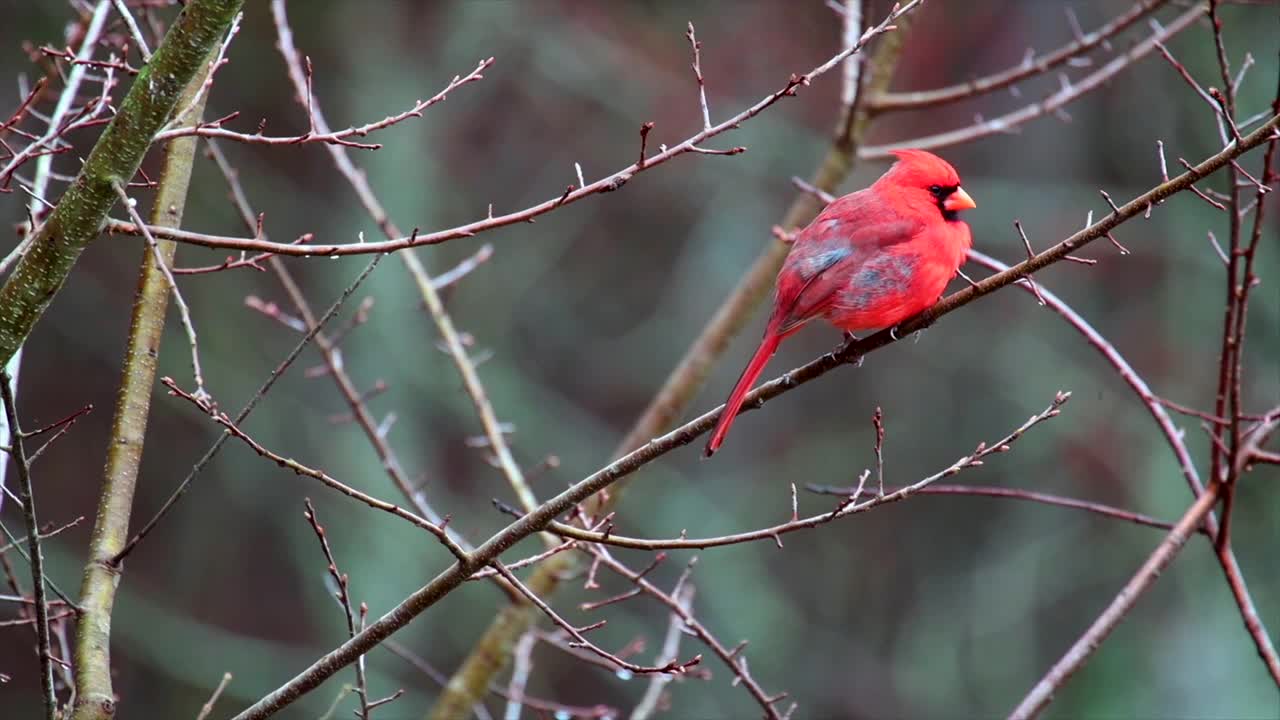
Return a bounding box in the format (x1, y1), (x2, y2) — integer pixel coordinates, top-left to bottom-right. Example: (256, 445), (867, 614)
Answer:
(861, 4), (1203, 158)
(0, 369), (56, 719)
(686, 23), (711, 131)
(1009, 480), (1223, 718)
(113, 254), (386, 564)
(195, 673), (234, 720)
(535, 395), (1068, 551)
(107, 1), (925, 258)
(302, 500), (370, 719)
(164, 380), (467, 562)
(869, 0), (1171, 111)
(155, 57), (494, 149)
(492, 561), (702, 676)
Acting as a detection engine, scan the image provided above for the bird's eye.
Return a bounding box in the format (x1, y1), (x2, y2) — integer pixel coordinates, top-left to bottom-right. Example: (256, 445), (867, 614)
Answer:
(928, 185), (943, 196)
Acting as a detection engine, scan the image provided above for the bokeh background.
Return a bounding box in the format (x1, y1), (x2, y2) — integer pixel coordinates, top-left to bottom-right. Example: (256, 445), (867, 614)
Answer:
(2, 1), (1278, 717)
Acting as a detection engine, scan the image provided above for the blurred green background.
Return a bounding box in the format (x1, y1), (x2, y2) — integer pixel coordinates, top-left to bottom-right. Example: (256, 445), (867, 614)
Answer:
(1, 1), (1277, 718)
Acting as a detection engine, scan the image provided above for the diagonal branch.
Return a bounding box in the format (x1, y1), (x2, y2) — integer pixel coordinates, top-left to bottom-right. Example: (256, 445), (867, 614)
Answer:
(163, 379), (467, 561)
(1008, 480), (1224, 720)
(867, 0), (1171, 112)
(966, 248), (1280, 687)
(103, 1), (924, 258)
(531, 394), (1068, 551)
(859, 2), (1203, 158)
(72, 38), (221, 720)
(227, 70), (1280, 720)
(0, 0), (245, 368)
(110, 254), (387, 564)
(429, 6), (921, 718)
(269, 0), (543, 523)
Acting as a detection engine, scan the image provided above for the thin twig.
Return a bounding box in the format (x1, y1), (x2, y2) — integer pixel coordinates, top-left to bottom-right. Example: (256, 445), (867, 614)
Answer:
(113, 254), (386, 564)
(502, 633), (536, 720)
(270, 0), (545, 535)
(156, 57), (493, 149)
(806, 482), (1185, 533)
(164, 383), (466, 561)
(860, 4), (1204, 159)
(195, 672), (233, 720)
(536, 395), (1068, 551)
(110, 0), (153, 61)
(107, 1), (924, 258)
(868, 0), (1171, 111)
(1008, 481), (1223, 719)
(0, 369), (56, 719)
(592, 549), (783, 720)
(686, 23), (711, 131)
(491, 561), (702, 675)
(630, 583), (695, 720)
(0, 517), (84, 556)
(113, 180), (208, 399)
(302, 500), (369, 719)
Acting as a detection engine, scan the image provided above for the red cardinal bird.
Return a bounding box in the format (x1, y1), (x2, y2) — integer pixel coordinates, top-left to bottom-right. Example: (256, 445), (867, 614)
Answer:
(704, 149), (976, 457)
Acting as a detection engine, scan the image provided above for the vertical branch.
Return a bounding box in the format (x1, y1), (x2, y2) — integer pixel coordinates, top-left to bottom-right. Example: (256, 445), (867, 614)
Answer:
(969, 249), (1280, 686)
(1205, 0), (1243, 534)
(302, 500), (370, 719)
(1214, 18), (1278, 551)
(0, 370), (56, 720)
(72, 43), (218, 720)
(0, 0), (111, 519)
(502, 632), (537, 720)
(268, 0), (541, 519)
(630, 584), (695, 720)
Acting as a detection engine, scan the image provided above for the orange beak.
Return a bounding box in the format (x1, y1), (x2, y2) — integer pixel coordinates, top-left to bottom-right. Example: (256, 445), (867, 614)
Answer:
(944, 186), (976, 212)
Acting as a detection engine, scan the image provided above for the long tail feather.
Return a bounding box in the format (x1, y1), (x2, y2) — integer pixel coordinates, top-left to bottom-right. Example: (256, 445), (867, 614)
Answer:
(704, 331), (782, 457)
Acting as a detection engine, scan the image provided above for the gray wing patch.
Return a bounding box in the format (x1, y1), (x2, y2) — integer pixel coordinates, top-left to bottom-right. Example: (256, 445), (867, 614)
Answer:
(840, 253), (919, 311)
(798, 247), (851, 279)
(776, 246), (853, 334)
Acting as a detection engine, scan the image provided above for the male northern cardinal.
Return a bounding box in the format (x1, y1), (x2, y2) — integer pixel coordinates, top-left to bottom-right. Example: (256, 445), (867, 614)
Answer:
(704, 149), (976, 456)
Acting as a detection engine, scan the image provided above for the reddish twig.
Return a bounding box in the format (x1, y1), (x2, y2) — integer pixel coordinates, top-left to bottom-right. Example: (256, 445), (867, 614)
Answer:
(163, 378), (467, 561)
(155, 58), (494, 149)
(301, 500), (371, 719)
(539, 395), (1067, 551)
(107, 1), (924, 258)
(868, 0), (1172, 111)
(591, 549), (786, 720)
(808, 482), (1185, 533)
(860, 4), (1203, 159)
(490, 561), (702, 676)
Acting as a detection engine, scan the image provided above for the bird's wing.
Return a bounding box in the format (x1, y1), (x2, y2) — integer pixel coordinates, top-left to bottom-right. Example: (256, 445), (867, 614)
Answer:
(774, 195), (921, 334)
